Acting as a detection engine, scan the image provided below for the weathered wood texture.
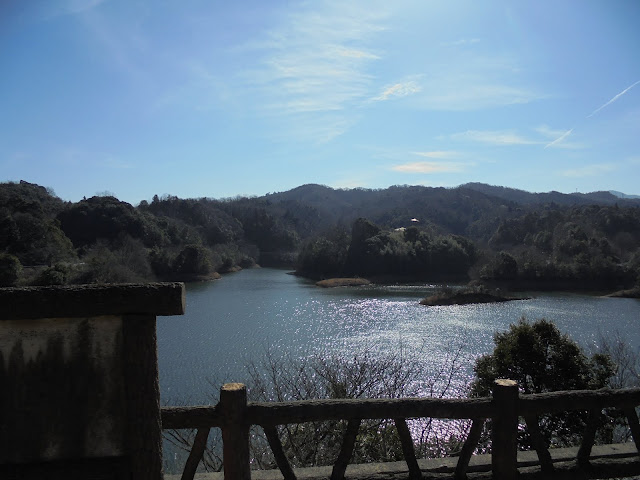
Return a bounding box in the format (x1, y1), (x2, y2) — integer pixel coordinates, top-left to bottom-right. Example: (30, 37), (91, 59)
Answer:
(220, 383), (251, 480)
(393, 418), (421, 480)
(162, 388), (640, 432)
(162, 405), (224, 429)
(491, 379), (518, 480)
(163, 384), (640, 480)
(330, 419), (361, 480)
(624, 406), (640, 452)
(181, 428), (211, 480)
(247, 397), (493, 426)
(577, 409), (600, 466)
(455, 418), (485, 480)
(123, 314), (164, 480)
(523, 415), (553, 473)
(263, 426), (297, 480)
(519, 387), (640, 414)
(0, 282), (185, 320)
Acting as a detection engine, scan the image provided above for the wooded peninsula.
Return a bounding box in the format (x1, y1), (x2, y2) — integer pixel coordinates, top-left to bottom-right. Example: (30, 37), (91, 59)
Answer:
(1, 180), (639, 296)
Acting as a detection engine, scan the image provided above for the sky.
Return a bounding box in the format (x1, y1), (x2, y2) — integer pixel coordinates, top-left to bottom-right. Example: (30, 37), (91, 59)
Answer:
(1, 0), (639, 205)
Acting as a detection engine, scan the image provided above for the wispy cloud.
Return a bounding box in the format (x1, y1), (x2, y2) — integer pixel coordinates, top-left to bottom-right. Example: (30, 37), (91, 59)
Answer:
(587, 80), (640, 118)
(535, 124), (584, 149)
(561, 163), (616, 177)
(450, 130), (541, 146)
(449, 126), (584, 149)
(392, 161), (466, 174)
(264, 112), (360, 145)
(404, 52), (544, 111)
(535, 125), (567, 139)
(411, 151), (460, 159)
(417, 81), (543, 111)
(74, 5), (153, 86)
(334, 47), (380, 60)
(373, 80), (421, 101)
(441, 38), (481, 47)
(544, 128), (573, 149)
(248, 2), (387, 115)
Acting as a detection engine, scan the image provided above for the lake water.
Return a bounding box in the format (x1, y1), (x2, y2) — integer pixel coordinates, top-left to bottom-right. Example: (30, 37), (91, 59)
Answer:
(157, 268), (640, 406)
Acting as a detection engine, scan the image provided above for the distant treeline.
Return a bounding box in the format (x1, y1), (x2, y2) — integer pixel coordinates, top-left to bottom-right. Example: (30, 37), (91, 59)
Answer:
(0, 180), (639, 291)
(297, 219), (477, 280)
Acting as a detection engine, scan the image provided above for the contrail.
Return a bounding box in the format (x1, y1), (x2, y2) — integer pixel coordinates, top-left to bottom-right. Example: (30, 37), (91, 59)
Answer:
(587, 79), (640, 118)
(544, 128), (573, 149)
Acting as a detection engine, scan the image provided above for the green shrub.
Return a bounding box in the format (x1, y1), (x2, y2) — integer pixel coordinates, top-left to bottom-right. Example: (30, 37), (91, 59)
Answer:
(0, 253), (22, 286)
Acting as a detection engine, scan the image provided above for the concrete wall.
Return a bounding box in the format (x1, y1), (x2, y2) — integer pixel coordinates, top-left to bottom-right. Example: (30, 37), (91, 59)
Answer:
(0, 283), (185, 480)
(0, 316), (125, 463)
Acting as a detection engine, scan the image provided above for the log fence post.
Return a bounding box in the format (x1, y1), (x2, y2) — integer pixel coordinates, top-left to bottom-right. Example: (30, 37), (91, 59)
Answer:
(221, 383), (251, 480)
(491, 379), (518, 480)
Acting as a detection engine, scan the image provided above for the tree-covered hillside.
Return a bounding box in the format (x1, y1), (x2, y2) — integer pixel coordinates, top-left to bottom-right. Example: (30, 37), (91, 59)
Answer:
(1, 180), (638, 292)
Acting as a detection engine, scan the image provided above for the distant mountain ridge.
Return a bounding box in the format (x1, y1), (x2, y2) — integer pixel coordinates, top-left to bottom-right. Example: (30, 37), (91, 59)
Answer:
(610, 190), (640, 200)
(2, 179), (639, 290)
(258, 182), (640, 243)
(459, 183), (640, 207)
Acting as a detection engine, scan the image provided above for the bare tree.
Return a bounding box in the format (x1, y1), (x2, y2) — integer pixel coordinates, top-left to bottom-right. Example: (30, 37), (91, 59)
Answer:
(164, 342), (469, 473)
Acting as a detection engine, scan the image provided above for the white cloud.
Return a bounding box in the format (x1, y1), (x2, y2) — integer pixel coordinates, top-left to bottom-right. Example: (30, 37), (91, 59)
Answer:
(373, 81), (421, 101)
(334, 47), (380, 60)
(267, 113), (359, 145)
(441, 38), (481, 47)
(411, 151), (460, 159)
(535, 125), (567, 139)
(414, 82), (543, 111)
(588, 80), (640, 118)
(247, 2), (387, 115)
(392, 161), (465, 174)
(535, 125), (585, 149)
(450, 130), (541, 146)
(544, 128), (573, 149)
(404, 52), (545, 111)
(561, 164), (616, 177)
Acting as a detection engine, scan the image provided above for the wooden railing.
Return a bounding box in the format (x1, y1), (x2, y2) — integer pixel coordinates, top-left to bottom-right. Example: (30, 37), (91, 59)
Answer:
(161, 380), (640, 480)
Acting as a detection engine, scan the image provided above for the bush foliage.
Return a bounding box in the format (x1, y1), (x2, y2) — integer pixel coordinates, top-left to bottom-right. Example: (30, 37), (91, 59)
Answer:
(471, 318), (616, 449)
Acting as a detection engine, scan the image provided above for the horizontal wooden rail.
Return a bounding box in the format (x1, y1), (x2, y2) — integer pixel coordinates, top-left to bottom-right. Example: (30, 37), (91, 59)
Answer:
(161, 396), (493, 429)
(162, 388), (640, 431)
(519, 387), (640, 415)
(247, 396), (493, 426)
(161, 384), (640, 480)
(162, 405), (223, 430)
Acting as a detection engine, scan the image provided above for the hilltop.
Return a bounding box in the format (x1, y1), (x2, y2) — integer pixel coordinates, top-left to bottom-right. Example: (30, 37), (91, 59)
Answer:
(1, 181), (639, 292)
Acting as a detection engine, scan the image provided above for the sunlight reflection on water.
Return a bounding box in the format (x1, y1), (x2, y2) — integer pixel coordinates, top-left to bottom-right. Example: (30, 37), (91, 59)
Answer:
(158, 269), (640, 473)
(158, 269), (640, 405)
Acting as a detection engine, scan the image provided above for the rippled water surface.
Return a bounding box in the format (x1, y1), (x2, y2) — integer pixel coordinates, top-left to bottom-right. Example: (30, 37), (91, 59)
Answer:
(158, 268), (640, 405)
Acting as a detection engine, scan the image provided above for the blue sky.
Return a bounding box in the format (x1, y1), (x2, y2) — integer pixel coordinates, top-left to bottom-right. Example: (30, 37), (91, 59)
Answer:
(1, 0), (639, 204)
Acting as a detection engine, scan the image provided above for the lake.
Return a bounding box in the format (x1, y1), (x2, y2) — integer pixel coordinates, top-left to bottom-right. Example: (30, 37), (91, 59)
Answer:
(157, 267), (640, 406)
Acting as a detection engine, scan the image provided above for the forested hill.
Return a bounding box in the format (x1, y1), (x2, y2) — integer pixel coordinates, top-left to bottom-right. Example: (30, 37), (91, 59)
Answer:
(460, 183), (640, 207)
(1, 180), (639, 291)
(264, 183), (513, 237)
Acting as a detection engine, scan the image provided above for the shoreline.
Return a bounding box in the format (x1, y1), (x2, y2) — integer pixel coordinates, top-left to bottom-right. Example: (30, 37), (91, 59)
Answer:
(420, 289), (529, 306)
(316, 278), (371, 288)
(295, 271), (637, 297)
